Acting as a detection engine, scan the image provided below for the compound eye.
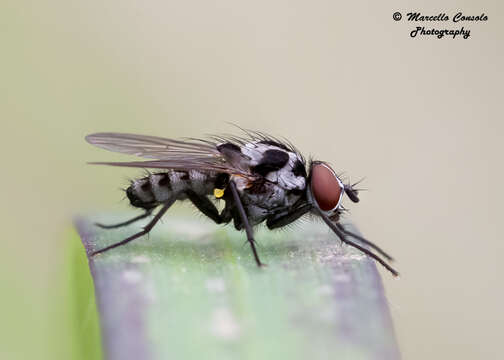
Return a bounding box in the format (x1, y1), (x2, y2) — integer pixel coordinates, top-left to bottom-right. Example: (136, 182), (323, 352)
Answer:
(311, 163), (343, 211)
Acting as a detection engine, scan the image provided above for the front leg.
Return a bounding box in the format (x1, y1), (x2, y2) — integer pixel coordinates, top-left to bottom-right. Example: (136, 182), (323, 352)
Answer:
(266, 203), (312, 229)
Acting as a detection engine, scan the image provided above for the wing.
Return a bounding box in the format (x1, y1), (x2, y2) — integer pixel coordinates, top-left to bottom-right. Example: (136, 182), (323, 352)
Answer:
(86, 132), (221, 159)
(86, 132), (250, 175)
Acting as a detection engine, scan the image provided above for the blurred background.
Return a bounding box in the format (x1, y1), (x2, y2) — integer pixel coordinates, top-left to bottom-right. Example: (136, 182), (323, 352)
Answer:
(1, 1), (502, 359)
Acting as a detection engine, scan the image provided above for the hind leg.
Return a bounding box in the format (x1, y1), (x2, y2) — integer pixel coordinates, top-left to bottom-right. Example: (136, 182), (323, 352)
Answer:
(94, 210), (154, 229)
(185, 190), (230, 225)
(91, 198), (175, 256)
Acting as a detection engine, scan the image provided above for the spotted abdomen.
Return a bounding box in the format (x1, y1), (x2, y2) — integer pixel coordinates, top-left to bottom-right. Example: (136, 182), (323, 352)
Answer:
(125, 170), (223, 209)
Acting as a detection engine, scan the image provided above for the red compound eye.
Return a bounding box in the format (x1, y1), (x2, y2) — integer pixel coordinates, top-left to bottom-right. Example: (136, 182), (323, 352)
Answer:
(311, 163), (343, 211)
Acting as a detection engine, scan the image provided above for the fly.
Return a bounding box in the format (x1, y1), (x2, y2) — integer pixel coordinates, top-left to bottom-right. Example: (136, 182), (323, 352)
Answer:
(85, 129), (398, 276)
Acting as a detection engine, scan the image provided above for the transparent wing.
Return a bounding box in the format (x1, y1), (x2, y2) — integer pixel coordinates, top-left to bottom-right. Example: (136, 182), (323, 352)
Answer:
(86, 132), (250, 175)
(86, 132), (220, 160)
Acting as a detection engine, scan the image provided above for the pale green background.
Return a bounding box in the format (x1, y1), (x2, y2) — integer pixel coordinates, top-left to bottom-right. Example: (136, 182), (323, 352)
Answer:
(1, 1), (502, 359)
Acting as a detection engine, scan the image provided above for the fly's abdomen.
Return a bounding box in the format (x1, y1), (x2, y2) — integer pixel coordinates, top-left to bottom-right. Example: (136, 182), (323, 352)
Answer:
(126, 170), (217, 209)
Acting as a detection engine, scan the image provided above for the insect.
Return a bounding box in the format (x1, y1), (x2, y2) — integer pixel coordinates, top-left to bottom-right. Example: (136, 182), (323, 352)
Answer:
(86, 129), (398, 276)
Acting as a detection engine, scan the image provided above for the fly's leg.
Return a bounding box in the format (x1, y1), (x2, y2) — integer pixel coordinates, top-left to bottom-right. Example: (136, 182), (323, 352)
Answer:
(229, 181), (264, 267)
(315, 208), (399, 277)
(335, 223), (394, 261)
(185, 190), (225, 224)
(219, 205), (233, 224)
(90, 198), (176, 256)
(94, 210), (153, 229)
(266, 203), (313, 229)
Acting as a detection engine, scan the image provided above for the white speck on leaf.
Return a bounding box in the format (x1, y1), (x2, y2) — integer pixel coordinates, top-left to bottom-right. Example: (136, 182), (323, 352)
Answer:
(122, 270), (142, 284)
(346, 253), (366, 261)
(131, 255), (150, 264)
(317, 285), (335, 295)
(205, 278), (226, 293)
(332, 273), (350, 283)
(210, 308), (240, 340)
(144, 282), (158, 304)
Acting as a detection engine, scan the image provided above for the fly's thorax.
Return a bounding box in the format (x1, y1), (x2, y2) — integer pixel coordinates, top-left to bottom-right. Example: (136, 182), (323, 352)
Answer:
(230, 141), (307, 211)
(126, 170), (218, 208)
(241, 141), (307, 190)
(232, 175), (305, 224)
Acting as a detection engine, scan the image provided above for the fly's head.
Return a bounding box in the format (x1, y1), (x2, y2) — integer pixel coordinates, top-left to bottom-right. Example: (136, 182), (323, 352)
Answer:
(307, 161), (360, 220)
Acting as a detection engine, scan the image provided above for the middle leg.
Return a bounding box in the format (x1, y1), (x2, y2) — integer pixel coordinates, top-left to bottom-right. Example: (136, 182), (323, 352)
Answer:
(228, 181), (264, 267)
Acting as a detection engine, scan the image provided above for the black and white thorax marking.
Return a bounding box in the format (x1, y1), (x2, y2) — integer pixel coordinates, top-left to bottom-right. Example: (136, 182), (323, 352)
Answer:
(221, 141), (306, 226)
(86, 131), (398, 276)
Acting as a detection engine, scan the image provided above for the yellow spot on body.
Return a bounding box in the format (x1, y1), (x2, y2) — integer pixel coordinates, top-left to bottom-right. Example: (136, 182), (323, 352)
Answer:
(214, 188), (225, 198)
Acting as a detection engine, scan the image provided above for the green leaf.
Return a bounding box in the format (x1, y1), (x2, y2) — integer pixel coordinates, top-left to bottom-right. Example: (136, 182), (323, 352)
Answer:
(66, 228), (103, 360)
(74, 215), (399, 360)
